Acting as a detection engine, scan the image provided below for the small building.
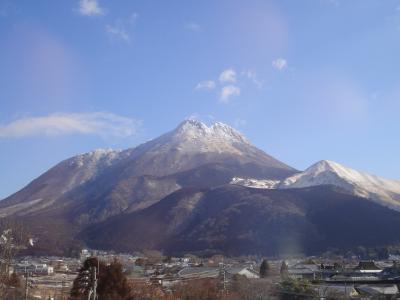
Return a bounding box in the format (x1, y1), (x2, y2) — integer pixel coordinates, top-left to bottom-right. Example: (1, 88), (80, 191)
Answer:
(380, 262), (400, 279)
(227, 267), (259, 279)
(14, 263), (54, 275)
(354, 261), (381, 273)
(317, 284), (359, 298)
(288, 263), (319, 280)
(328, 273), (380, 282)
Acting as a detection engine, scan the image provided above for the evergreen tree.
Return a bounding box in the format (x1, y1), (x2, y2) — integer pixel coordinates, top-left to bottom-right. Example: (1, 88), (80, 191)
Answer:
(259, 259), (270, 278)
(97, 259), (132, 300)
(70, 257), (132, 300)
(7, 272), (21, 288)
(70, 257), (103, 299)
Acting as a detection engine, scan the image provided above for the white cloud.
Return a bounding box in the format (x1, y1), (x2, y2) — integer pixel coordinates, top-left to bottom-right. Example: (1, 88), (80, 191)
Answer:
(195, 80), (216, 91)
(78, 0), (104, 16)
(220, 85), (240, 103)
(272, 58), (287, 70)
(185, 22), (202, 32)
(0, 112), (141, 139)
(219, 69), (236, 83)
(194, 68), (263, 102)
(106, 13), (138, 43)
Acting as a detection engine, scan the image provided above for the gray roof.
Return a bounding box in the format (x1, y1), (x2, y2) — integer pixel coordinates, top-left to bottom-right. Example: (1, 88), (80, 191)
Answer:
(178, 267), (219, 278)
(356, 284), (399, 295)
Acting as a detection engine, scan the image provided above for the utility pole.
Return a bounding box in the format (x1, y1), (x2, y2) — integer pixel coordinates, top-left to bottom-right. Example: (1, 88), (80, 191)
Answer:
(24, 269), (29, 300)
(219, 260), (228, 296)
(61, 275), (66, 300)
(92, 266), (97, 300)
(86, 266), (98, 300)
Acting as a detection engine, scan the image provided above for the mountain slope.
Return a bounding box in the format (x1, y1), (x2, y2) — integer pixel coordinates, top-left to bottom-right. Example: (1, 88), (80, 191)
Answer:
(0, 149), (125, 216)
(81, 185), (400, 256)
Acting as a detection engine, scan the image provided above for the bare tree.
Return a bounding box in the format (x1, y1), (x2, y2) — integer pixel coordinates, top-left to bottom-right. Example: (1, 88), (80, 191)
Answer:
(0, 218), (27, 297)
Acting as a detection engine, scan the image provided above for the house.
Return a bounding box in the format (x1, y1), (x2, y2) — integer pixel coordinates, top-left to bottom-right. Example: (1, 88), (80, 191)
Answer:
(354, 261), (381, 273)
(14, 263), (54, 275)
(328, 273), (379, 282)
(380, 262), (400, 279)
(317, 284), (359, 298)
(178, 267), (220, 279)
(227, 267), (259, 279)
(178, 265), (259, 280)
(288, 263), (319, 280)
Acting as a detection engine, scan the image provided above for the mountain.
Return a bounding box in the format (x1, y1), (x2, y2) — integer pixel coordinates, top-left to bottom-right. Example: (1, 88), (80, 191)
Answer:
(0, 120), (298, 254)
(0, 120), (296, 219)
(2, 120), (400, 256)
(232, 160), (400, 211)
(81, 185), (400, 256)
(280, 160), (400, 208)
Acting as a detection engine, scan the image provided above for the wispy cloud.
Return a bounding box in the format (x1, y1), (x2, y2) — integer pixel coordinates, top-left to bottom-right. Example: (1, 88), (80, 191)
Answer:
(78, 0), (104, 16)
(272, 58), (288, 70)
(185, 22), (202, 32)
(0, 1), (14, 17)
(220, 85), (240, 103)
(219, 69), (237, 83)
(0, 112), (141, 139)
(106, 13), (138, 43)
(195, 80), (216, 91)
(106, 25), (130, 42)
(234, 118), (247, 128)
(243, 70), (263, 88)
(325, 0), (339, 6)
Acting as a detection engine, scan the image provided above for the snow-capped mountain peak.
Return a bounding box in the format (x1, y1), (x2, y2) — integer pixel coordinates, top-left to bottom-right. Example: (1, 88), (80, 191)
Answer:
(282, 160), (400, 210)
(232, 159), (400, 211)
(173, 119), (249, 145)
(175, 119), (209, 134)
(281, 160), (400, 193)
(305, 160), (343, 174)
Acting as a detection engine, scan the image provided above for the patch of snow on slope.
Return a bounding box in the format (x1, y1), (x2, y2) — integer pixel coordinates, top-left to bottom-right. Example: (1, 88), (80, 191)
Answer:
(71, 148), (122, 167)
(230, 177), (280, 189)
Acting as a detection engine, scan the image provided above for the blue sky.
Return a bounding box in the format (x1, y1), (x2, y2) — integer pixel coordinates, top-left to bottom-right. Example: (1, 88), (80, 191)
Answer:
(1, 0), (400, 198)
